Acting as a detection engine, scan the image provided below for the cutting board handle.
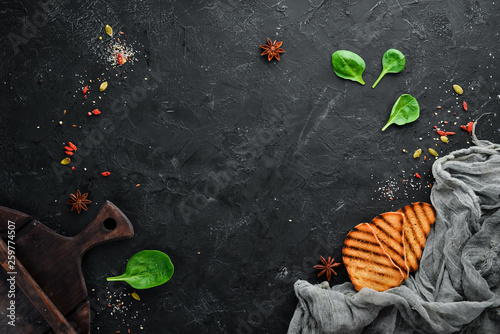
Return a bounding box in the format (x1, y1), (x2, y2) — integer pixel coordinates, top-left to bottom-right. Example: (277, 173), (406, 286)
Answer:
(73, 201), (134, 255)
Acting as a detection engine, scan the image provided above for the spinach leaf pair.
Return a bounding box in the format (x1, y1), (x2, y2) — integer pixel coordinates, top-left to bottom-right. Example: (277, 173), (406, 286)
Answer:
(331, 49), (405, 87)
(331, 49), (418, 131)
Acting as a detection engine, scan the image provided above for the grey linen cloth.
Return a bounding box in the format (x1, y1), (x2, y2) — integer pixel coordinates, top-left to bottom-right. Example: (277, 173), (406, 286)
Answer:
(288, 135), (500, 333)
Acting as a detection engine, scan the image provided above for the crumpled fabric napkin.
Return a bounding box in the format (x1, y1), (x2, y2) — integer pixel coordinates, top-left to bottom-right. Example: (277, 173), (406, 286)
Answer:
(288, 136), (500, 334)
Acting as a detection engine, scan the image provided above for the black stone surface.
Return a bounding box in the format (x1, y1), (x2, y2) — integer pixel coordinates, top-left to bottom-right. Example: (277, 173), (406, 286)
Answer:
(1, 0), (499, 333)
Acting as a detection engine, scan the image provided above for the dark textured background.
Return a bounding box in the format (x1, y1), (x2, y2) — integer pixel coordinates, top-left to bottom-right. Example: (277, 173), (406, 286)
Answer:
(1, 0), (499, 333)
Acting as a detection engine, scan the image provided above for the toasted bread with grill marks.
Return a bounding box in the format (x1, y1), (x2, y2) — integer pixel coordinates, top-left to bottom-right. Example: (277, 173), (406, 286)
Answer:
(370, 212), (409, 280)
(398, 202), (436, 272)
(342, 222), (404, 292)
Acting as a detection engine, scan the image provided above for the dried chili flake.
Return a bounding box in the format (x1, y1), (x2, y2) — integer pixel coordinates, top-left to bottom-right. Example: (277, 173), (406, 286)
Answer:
(463, 101), (468, 111)
(117, 53), (124, 65)
(436, 130), (446, 136)
(68, 142), (77, 150)
(92, 109), (101, 115)
(65, 151), (74, 156)
(71, 166), (75, 170)
(88, 112), (92, 116)
(83, 85), (88, 94)
(415, 173), (422, 179)
(461, 122), (473, 134)
(101, 171), (111, 177)
(64, 146), (74, 151)
(63, 110), (67, 115)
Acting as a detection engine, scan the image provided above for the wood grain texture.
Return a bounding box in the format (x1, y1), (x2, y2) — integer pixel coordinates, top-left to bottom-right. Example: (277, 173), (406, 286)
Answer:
(0, 238), (78, 334)
(0, 201), (133, 334)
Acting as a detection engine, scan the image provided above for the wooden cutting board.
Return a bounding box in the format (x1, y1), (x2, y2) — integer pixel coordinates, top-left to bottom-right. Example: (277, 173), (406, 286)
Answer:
(0, 201), (134, 333)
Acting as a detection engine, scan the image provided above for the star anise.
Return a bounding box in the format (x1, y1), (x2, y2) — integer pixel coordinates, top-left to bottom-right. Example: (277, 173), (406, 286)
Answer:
(313, 255), (341, 281)
(260, 38), (284, 61)
(67, 190), (91, 214)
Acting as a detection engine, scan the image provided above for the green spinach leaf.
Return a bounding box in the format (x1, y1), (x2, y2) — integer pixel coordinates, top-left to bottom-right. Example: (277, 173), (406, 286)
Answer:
(331, 50), (366, 85)
(107, 250), (174, 289)
(382, 94), (419, 131)
(372, 49), (405, 88)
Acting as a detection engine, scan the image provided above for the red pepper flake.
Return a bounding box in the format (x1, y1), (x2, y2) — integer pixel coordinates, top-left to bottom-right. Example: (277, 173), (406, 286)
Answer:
(436, 130), (446, 136)
(433, 125), (437, 129)
(136, 184), (140, 187)
(119, 31), (125, 35)
(71, 166), (75, 170)
(88, 112), (92, 116)
(117, 53), (124, 65)
(64, 142), (76, 153)
(463, 101), (468, 111)
(92, 109), (101, 115)
(445, 131), (455, 136)
(437, 106), (442, 109)
(415, 173), (422, 179)
(101, 171), (111, 177)
(444, 121), (448, 124)
(83, 85), (88, 94)
(63, 110), (67, 115)
(461, 122), (473, 135)
(72, 124), (77, 127)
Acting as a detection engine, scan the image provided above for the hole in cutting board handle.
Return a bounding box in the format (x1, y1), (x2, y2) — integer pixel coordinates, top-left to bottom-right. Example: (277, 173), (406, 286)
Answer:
(103, 218), (117, 231)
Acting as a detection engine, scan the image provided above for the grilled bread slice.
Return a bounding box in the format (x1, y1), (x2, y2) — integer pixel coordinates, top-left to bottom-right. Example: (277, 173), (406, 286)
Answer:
(370, 212), (409, 280)
(342, 222), (404, 292)
(398, 202), (436, 272)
